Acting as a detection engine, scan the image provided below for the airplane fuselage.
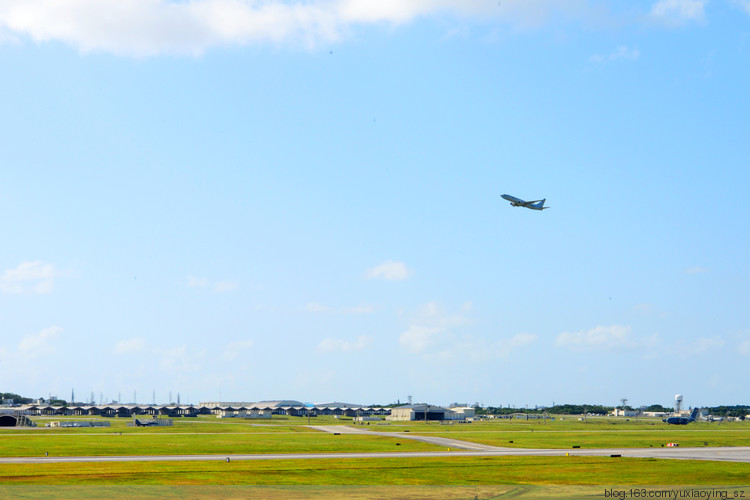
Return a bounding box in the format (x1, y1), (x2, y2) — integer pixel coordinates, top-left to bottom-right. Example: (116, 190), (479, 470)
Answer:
(663, 409), (699, 425)
(501, 194), (548, 211)
(664, 417), (693, 425)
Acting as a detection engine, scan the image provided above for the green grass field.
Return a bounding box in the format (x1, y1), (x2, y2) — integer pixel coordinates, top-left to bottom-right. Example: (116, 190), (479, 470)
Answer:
(1, 415), (749, 488)
(0, 455), (748, 485)
(366, 417), (750, 448)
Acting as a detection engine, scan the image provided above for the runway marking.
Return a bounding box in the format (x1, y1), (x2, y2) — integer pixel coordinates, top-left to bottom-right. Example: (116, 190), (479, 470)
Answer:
(2, 447), (749, 464)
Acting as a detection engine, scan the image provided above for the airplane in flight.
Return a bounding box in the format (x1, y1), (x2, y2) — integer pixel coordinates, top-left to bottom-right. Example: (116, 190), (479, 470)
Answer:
(663, 408), (700, 425)
(501, 194), (549, 211)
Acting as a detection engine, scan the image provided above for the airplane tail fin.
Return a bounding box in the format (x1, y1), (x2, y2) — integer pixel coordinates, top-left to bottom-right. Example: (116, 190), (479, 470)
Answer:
(690, 408), (700, 420)
(537, 199), (548, 210)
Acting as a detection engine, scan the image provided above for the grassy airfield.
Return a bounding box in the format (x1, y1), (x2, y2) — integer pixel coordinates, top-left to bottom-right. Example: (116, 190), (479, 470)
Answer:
(0, 455), (748, 485)
(365, 416), (750, 449)
(0, 416), (443, 457)
(0, 415), (748, 487)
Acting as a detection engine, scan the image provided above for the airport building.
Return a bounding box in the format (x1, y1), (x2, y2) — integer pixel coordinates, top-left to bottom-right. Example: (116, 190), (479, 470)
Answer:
(387, 404), (475, 421)
(6, 401), (390, 419)
(0, 409), (35, 427)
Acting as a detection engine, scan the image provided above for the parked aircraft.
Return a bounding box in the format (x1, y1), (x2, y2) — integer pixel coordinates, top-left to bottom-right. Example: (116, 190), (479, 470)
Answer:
(663, 408), (700, 425)
(501, 194), (548, 211)
(134, 418), (159, 427)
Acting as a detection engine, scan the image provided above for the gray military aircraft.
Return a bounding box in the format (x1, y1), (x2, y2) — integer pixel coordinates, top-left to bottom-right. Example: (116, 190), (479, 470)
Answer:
(134, 418), (159, 427)
(663, 408), (700, 425)
(501, 194), (549, 211)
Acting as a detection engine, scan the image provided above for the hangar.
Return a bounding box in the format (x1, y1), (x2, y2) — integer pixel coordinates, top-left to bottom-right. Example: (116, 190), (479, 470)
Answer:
(0, 411), (35, 427)
(388, 404), (448, 421)
(387, 404), (477, 421)
(9, 401), (390, 419)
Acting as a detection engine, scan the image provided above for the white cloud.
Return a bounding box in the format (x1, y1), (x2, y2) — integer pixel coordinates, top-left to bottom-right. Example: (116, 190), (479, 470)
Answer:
(0, 0), (599, 56)
(305, 302), (374, 314)
(427, 332), (537, 362)
(160, 345), (204, 372)
(399, 325), (445, 353)
(213, 280), (239, 293)
(187, 276), (208, 288)
(739, 339), (750, 355)
(114, 338), (146, 354)
(224, 339), (254, 360)
(365, 260), (412, 281)
(295, 368), (335, 388)
(18, 326), (62, 357)
(507, 332), (538, 349)
(317, 335), (371, 352)
(735, 0), (750, 15)
(187, 276), (240, 293)
(649, 0), (707, 26)
(398, 302), (469, 353)
(0, 261), (59, 294)
(556, 325), (633, 350)
(305, 302), (334, 313)
(684, 266), (708, 274)
(590, 45), (639, 63)
(673, 336), (724, 356)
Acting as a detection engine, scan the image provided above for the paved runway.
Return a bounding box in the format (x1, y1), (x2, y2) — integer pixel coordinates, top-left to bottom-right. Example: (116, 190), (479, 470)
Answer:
(2, 446), (749, 464)
(309, 425), (501, 451)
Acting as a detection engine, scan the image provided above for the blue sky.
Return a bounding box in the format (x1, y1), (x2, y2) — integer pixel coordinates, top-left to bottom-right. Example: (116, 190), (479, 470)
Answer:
(1, 0), (748, 409)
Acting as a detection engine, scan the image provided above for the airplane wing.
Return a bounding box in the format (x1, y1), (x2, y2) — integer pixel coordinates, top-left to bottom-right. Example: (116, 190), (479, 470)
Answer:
(524, 200), (543, 205)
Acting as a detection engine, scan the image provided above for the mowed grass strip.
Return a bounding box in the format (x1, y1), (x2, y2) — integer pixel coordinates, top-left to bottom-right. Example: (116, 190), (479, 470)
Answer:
(375, 418), (750, 434)
(0, 456), (748, 485)
(407, 429), (750, 449)
(1, 417), (324, 435)
(368, 419), (750, 449)
(0, 432), (443, 457)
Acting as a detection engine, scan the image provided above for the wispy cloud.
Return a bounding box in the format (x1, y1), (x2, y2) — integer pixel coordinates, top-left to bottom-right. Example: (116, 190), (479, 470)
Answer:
(397, 301), (529, 362)
(400, 325), (447, 353)
(673, 336), (724, 356)
(305, 302), (374, 314)
(317, 335), (371, 352)
(1, 261), (60, 294)
(557, 324), (728, 360)
(684, 266), (708, 274)
(114, 337), (146, 354)
(734, 0), (750, 15)
(426, 332), (538, 363)
(213, 280), (239, 293)
(160, 345), (204, 372)
(18, 326), (62, 357)
(649, 0), (707, 26)
(365, 260), (412, 281)
(224, 339), (254, 360)
(187, 276), (208, 288)
(590, 45), (640, 63)
(556, 325), (634, 350)
(187, 276), (240, 293)
(399, 302), (469, 353)
(0, 0), (603, 57)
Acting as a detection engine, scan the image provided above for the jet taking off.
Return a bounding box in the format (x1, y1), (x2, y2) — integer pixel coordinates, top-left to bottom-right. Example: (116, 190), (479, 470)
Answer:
(501, 194), (549, 211)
